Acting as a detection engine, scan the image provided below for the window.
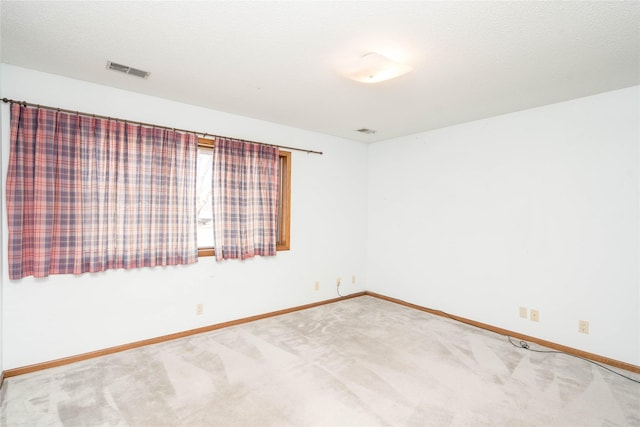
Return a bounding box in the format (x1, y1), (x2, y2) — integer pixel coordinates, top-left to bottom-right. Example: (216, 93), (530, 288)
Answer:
(196, 138), (290, 257)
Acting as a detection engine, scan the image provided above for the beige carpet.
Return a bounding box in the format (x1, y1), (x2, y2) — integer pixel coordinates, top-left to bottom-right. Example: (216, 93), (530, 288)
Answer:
(1, 295), (638, 426)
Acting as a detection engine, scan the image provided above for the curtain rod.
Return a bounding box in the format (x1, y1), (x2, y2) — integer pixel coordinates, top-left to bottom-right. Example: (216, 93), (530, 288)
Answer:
(1, 98), (323, 155)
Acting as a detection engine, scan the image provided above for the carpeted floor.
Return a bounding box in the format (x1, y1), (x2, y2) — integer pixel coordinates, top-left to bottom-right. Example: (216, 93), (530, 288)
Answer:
(1, 295), (638, 426)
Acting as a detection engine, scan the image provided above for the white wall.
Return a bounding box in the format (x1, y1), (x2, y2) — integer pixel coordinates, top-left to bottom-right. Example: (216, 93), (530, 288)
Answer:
(367, 86), (640, 365)
(2, 64), (638, 371)
(1, 64), (368, 369)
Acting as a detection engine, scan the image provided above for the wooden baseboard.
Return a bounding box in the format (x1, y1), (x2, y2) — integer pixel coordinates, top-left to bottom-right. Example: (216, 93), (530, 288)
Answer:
(364, 291), (640, 375)
(3, 290), (637, 380)
(3, 292), (366, 379)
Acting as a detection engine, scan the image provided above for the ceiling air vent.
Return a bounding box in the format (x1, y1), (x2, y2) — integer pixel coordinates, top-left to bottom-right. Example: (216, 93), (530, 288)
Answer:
(107, 61), (150, 79)
(356, 128), (376, 135)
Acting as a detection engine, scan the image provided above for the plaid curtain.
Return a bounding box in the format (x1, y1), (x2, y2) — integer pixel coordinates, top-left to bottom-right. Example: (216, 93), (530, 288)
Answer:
(211, 138), (279, 260)
(6, 104), (198, 279)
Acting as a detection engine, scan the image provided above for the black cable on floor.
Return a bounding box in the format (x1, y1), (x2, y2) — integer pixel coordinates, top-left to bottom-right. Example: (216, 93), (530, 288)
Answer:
(507, 336), (640, 384)
(407, 301), (640, 385)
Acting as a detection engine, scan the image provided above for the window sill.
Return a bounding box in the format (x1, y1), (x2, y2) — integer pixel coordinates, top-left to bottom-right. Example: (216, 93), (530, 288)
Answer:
(198, 245), (289, 258)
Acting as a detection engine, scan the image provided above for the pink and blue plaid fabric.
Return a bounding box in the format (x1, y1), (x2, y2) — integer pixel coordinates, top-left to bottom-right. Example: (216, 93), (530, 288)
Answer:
(212, 138), (279, 260)
(6, 104), (198, 279)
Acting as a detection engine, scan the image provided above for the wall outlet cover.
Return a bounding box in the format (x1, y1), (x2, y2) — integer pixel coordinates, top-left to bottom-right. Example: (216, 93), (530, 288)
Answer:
(530, 309), (539, 322)
(578, 320), (589, 334)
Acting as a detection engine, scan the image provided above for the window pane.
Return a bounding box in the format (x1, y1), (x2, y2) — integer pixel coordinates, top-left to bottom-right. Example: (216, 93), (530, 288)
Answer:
(196, 147), (214, 247)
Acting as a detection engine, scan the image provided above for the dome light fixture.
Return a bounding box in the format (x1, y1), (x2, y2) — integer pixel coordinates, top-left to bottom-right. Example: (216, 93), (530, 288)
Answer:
(343, 52), (412, 84)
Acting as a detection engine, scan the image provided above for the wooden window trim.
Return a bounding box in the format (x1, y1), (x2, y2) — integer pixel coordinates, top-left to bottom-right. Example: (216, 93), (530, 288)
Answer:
(196, 138), (290, 257)
(277, 150), (291, 251)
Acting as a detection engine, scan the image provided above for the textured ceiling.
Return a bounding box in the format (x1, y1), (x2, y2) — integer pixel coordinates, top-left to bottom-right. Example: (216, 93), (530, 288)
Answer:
(2, 1), (639, 143)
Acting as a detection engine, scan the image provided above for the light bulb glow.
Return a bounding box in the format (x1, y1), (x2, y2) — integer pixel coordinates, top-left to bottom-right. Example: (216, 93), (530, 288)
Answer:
(343, 52), (412, 83)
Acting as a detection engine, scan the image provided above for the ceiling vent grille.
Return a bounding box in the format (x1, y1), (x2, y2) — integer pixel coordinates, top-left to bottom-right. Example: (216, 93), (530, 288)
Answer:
(356, 128), (376, 134)
(107, 61), (150, 79)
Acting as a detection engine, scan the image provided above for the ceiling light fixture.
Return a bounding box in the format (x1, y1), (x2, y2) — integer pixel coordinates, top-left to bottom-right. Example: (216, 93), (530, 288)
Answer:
(343, 52), (412, 84)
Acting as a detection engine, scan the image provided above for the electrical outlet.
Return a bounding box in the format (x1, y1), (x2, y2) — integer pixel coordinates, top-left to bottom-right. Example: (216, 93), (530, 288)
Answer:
(530, 309), (539, 322)
(314, 281), (320, 291)
(519, 307), (528, 319)
(196, 304), (203, 315)
(578, 320), (589, 334)
(336, 277), (341, 286)
(352, 275), (356, 284)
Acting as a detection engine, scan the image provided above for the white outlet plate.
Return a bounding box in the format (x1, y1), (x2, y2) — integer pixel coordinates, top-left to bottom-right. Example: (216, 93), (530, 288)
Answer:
(196, 304), (203, 315)
(352, 275), (356, 284)
(578, 320), (589, 334)
(314, 281), (320, 291)
(530, 309), (539, 322)
(519, 307), (528, 319)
